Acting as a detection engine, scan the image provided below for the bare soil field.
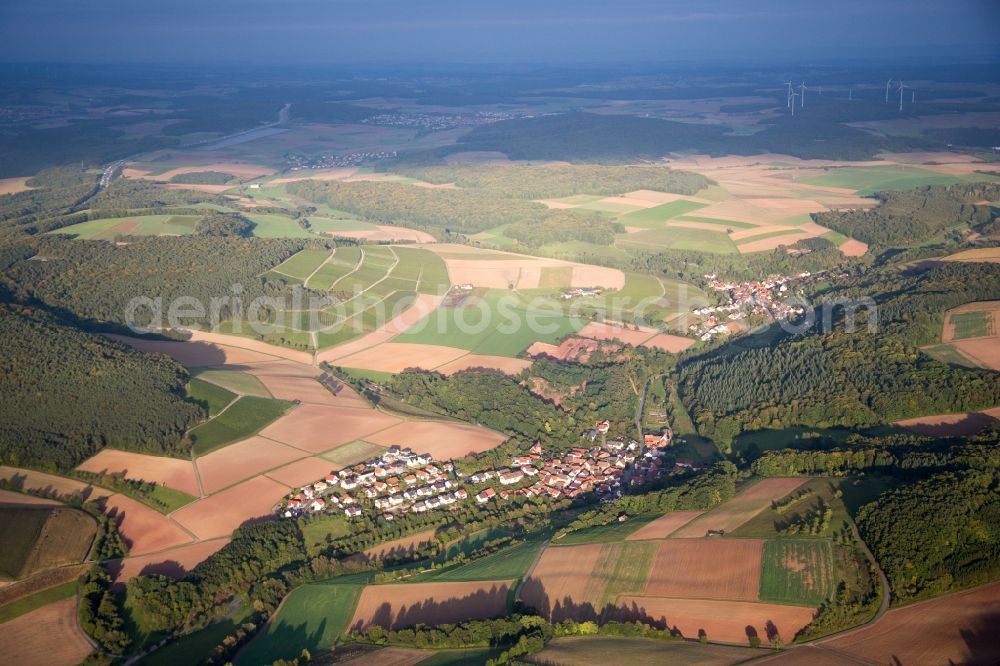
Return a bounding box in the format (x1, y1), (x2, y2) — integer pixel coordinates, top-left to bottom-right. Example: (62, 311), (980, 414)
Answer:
(100, 494), (192, 555)
(671, 478), (807, 538)
(625, 511), (705, 540)
(0, 490), (60, 506)
(106, 334), (281, 367)
(427, 246), (624, 290)
(895, 406), (1000, 437)
(336, 341), (469, 373)
(243, 363), (339, 405)
(348, 580), (512, 631)
(260, 404), (401, 453)
(737, 231), (814, 254)
(526, 337), (619, 363)
(269, 167), (358, 185)
(434, 354), (533, 376)
(0, 466), (113, 502)
(0, 597), (94, 666)
(265, 456), (337, 488)
(76, 449), (200, 497)
(130, 162), (276, 181)
(752, 645), (859, 665)
(821, 580), (1000, 665)
(366, 421), (507, 459)
(641, 333), (696, 353)
(109, 537), (229, 586)
(196, 436), (305, 494)
(837, 239), (869, 257)
(643, 539), (763, 601)
(579, 321), (656, 346)
(953, 338), (1000, 371)
(519, 543), (606, 620)
(616, 595), (815, 645)
(170, 475), (289, 540)
(361, 529), (437, 562)
(0, 176), (33, 195)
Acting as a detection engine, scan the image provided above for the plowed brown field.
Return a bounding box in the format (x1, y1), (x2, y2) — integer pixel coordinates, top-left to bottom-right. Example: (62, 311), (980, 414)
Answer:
(643, 539), (763, 601)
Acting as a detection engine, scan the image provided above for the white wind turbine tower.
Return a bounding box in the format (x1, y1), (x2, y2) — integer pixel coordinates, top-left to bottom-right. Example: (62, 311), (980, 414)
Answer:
(885, 79), (894, 103)
(799, 82), (808, 108)
(897, 81), (910, 111)
(789, 90), (800, 115)
(785, 81), (793, 108)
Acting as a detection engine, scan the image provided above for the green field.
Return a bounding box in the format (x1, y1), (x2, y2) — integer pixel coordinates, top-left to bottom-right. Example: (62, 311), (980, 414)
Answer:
(142, 602), (254, 666)
(245, 213), (316, 239)
(392, 289), (585, 356)
(553, 514), (658, 545)
(305, 216), (376, 234)
(0, 508), (50, 579)
(950, 311), (993, 340)
(534, 636), (759, 666)
(190, 369), (272, 397)
(617, 226), (738, 254)
(0, 581), (79, 624)
(801, 166), (998, 195)
(593, 541), (657, 605)
(320, 440), (387, 467)
(733, 228), (807, 246)
(186, 378), (236, 417)
(408, 536), (547, 583)
(189, 396), (295, 455)
(236, 573), (370, 665)
(618, 200), (708, 228)
(301, 514), (352, 555)
(759, 539), (836, 606)
(52, 214), (201, 240)
(271, 249), (333, 280)
(920, 343), (979, 368)
(675, 215), (756, 230)
(414, 648), (501, 665)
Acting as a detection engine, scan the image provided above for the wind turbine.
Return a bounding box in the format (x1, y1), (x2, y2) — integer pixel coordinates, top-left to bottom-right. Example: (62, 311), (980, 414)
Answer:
(885, 79), (893, 103)
(799, 82), (808, 108)
(785, 81), (793, 108)
(848, 88), (853, 101)
(897, 81), (910, 111)
(790, 90), (800, 116)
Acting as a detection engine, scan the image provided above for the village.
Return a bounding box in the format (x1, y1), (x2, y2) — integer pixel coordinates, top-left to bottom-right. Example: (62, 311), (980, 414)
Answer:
(360, 110), (519, 131)
(277, 420), (685, 522)
(283, 150), (398, 170)
(688, 271), (832, 341)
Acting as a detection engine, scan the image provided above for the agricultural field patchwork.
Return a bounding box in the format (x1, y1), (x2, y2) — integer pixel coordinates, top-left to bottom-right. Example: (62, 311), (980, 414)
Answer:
(0, 506), (96, 579)
(188, 395), (296, 455)
(759, 539), (836, 606)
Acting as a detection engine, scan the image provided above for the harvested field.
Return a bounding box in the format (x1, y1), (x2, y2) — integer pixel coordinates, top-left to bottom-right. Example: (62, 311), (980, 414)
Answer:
(348, 580), (512, 631)
(365, 421), (507, 459)
(625, 511), (705, 540)
(618, 596), (814, 645)
(737, 231), (812, 253)
(106, 334), (279, 367)
(435, 354), (533, 376)
(136, 162), (275, 181)
(534, 636), (760, 666)
(953, 338), (1000, 370)
(943, 301), (1000, 342)
(196, 436), (305, 494)
(362, 529), (437, 562)
(428, 245), (624, 290)
(579, 321), (656, 346)
(519, 543), (605, 621)
(101, 494), (191, 555)
(0, 466), (113, 502)
(187, 330), (314, 364)
(170, 475), (289, 540)
(671, 478), (807, 538)
(0, 506), (95, 579)
(270, 167), (357, 184)
(0, 177), (32, 195)
(340, 648), (433, 666)
(243, 363), (339, 405)
(260, 404), (401, 453)
(335, 342), (469, 373)
(317, 294), (446, 362)
(643, 539), (763, 601)
(76, 449), (200, 497)
(323, 225), (436, 243)
(821, 580), (1000, 665)
(943, 247), (1000, 264)
(265, 457), (337, 488)
(109, 537), (229, 586)
(895, 407), (1000, 437)
(0, 490), (59, 506)
(0, 597), (94, 666)
(838, 239), (868, 257)
(641, 333), (696, 353)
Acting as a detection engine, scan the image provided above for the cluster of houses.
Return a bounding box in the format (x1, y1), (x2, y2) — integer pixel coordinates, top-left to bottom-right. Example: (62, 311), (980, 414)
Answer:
(690, 272), (822, 340)
(279, 421), (692, 523)
(284, 150), (397, 170)
(361, 110), (519, 131)
(560, 287), (603, 300)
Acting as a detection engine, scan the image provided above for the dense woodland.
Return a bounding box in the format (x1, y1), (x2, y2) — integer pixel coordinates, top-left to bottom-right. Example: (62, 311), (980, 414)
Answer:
(678, 262), (1000, 446)
(814, 182), (999, 250)
(0, 303), (201, 469)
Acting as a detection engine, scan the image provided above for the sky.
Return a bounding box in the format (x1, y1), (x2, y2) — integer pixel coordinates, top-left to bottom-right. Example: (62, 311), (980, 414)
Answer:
(0, 0), (997, 65)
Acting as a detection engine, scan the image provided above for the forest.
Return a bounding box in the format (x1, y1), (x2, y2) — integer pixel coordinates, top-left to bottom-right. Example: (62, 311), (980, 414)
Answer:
(0, 302), (201, 469)
(813, 182), (999, 250)
(678, 262), (1000, 446)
